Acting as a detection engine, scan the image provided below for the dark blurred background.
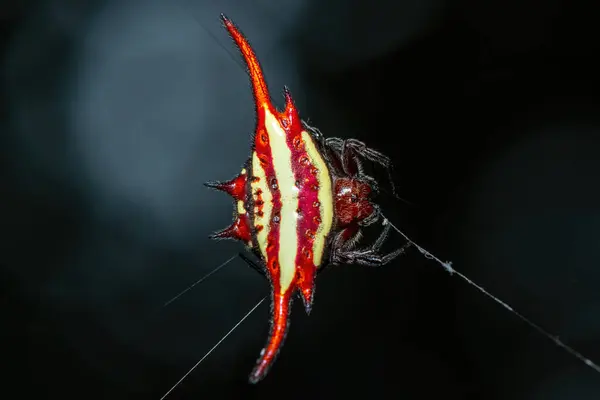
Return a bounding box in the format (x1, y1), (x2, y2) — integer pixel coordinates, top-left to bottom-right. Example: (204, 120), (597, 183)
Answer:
(2, 0), (600, 399)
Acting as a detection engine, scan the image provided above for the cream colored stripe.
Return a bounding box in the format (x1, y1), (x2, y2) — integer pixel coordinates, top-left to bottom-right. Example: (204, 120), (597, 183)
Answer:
(264, 110), (299, 294)
(302, 131), (333, 267)
(251, 152), (272, 259)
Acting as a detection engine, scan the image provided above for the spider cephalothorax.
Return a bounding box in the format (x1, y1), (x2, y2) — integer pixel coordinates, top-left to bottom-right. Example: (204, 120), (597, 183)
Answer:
(205, 14), (407, 384)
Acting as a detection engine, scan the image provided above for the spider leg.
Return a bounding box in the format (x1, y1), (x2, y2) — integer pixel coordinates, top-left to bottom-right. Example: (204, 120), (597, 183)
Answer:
(337, 242), (410, 267)
(302, 121), (325, 145)
(358, 204), (381, 227)
(329, 224), (361, 264)
(324, 137), (341, 151)
(325, 137), (360, 176)
(326, 137), (398, 198)
(339, 246), (408, 267)
(238, 252), (267, 278)
(347, 139), (400, 200)
(332, 222), (411, 267)
(369, 218), (392, 251)
(343, 138), (392, 169)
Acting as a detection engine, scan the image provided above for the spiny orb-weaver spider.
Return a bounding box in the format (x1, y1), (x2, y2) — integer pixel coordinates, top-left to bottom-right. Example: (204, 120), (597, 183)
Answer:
(206, 14), (408, 384)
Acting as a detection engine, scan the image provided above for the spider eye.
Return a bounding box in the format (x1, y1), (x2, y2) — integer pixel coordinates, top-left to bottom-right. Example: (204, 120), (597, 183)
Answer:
(350, 194), (358, 203)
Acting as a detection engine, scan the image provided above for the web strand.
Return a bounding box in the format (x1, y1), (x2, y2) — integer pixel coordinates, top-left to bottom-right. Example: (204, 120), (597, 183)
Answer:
(162, 255), (237, 308)
(159, 296), (267, 400)
(381, 215), (600, 374)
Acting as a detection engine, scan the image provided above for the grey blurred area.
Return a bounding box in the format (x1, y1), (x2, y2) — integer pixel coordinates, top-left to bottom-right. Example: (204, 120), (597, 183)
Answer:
(2, 0), (600, 399)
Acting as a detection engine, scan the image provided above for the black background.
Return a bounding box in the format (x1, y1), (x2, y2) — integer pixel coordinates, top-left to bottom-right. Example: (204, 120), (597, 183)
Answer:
(2, 0), (600, 399)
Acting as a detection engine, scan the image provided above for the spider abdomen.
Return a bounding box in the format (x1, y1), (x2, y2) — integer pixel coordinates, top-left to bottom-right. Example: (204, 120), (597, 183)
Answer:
(206, 14), (334, 384)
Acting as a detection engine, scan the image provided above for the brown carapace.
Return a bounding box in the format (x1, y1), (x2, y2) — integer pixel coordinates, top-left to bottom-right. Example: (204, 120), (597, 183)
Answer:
(206, 14), (407, 384)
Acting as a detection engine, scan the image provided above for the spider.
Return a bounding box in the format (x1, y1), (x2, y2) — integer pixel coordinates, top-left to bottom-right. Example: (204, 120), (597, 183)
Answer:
(205, 14), (409, 384)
